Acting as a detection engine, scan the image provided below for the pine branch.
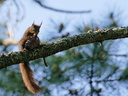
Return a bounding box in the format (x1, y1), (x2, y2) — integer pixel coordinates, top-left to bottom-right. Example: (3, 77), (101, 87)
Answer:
(0, 27), (128, 69)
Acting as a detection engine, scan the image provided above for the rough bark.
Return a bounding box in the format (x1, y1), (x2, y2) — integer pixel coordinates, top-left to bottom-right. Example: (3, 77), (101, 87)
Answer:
(0, 27), (128, 69)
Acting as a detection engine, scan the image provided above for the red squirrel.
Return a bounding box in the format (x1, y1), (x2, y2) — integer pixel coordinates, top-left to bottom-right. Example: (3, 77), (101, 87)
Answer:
(18, 23), (47, 94)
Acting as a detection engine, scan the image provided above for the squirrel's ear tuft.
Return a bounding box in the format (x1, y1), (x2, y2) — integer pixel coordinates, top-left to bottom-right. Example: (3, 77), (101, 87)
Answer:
(40, 22), (42, 27)
(32, 21), (35, 26)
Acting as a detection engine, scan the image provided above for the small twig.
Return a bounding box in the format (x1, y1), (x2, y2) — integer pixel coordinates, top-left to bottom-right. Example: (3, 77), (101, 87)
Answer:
(108, 54), (128, 57)
(95, 79), (119, 83)
(90, 63), (94, 96)
(34, 0), (91, 14)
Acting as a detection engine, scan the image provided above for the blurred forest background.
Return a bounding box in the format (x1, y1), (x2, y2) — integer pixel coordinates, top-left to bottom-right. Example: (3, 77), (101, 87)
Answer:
(0, 0), (128, 96)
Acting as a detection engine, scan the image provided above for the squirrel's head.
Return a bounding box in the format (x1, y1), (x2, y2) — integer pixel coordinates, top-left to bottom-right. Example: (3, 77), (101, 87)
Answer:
(29, 22), (42, 36)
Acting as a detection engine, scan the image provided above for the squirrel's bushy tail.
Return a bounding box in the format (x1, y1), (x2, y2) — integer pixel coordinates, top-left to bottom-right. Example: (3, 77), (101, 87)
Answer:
(20, 63), (41, 94)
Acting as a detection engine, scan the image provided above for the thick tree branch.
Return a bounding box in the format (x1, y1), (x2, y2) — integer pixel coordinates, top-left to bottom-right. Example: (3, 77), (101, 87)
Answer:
(34, 0), (91, 14)
(0, 27), (128, 69)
